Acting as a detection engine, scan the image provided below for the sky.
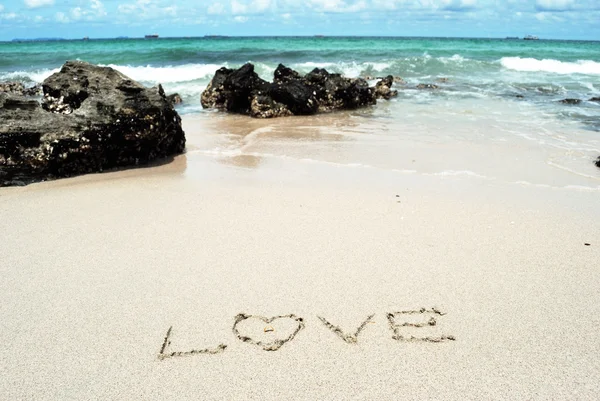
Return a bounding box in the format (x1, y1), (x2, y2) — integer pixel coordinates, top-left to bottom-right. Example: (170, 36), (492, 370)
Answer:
(0, 0), (599, 41)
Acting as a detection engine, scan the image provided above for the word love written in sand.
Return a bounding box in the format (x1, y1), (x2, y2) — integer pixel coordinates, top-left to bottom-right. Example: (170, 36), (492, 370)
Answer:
(158, 308), (455, 360)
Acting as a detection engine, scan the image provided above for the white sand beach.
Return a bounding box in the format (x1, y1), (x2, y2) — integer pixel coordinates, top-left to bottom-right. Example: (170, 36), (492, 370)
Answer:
(1, 113), (599, 400)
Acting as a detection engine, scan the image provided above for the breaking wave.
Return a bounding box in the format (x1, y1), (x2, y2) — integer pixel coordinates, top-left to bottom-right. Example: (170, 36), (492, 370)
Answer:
(501, 57), (600, 75)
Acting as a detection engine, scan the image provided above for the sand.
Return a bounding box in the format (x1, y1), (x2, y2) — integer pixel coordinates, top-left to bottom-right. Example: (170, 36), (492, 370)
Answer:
(1, 115), (599, 400)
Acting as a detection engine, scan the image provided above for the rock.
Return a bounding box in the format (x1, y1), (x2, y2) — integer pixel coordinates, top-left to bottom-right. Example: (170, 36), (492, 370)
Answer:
(200, 66), (233, 109)
(222, 63), (270, 114)
(0, 81), (42, 96)
(167, 93), (183, 105)
(249, 94), (292, 118)
(374, 75), (398, 100)
(416, 83), (439, 90)
(201, 63), (386, 118)
(559, 98), (581, 105)
(515, 94), (525, 99)
(596, 156), (600, 169)
(303, 68), (375, 111)
(590, 97), (600, 102)
(0, 61), (185, 187)
(269, 80), (319, 115)
(273, 64), (301, 83)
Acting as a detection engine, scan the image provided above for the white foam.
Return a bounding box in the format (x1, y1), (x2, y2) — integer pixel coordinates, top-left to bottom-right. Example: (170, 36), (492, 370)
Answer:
(103, 63), (225, 84)
(0, 63), (224, 85)
(292, 61), (391, 77)
(0, 68), (59, 82)
(440, 54), (466, 64)
(500, 57), (600, 75)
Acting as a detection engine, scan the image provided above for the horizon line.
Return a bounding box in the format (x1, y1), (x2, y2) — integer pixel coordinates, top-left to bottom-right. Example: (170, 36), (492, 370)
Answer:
(3, 34), (599, 43)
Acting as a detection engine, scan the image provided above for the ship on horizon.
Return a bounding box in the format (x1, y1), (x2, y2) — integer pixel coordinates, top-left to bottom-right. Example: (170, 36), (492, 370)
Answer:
(145, 34), (159, 39)
(523, 35), (539, 40)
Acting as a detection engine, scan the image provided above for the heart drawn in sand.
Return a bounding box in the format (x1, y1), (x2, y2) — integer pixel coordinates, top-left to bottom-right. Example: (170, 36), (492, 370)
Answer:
(232, 313), (305, 351)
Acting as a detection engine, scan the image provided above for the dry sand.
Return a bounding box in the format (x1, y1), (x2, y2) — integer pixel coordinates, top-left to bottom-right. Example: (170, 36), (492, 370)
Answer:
(1, 115), (599, 400)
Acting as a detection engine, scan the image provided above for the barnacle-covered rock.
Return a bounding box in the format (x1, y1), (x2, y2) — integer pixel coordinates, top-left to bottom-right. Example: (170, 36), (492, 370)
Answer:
(0, 61), (185, 186)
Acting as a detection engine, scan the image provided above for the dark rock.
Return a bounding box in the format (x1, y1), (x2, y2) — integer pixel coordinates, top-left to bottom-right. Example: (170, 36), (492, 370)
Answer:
(0, 61), (185, 187)
(0, 82), (24, 94)
(273, 64), (301, 83)
(303, 68), (375, 111)
(596, 156), (600, 169)
(416, 83), (439, 90)
(201, 63), (385, 118)
(559, 98), (581, 105)
(222, 63), (269, 114)
(515, 94), (525, 99)
(167, 93), (183, 105)
(200, 66), (233, 109)
(374, 75), (398, 100)
(269, 80), (318, 115)
(249, 94), (292, 118)
(0, 81), (42, 96)
(590, 97), (600, 102)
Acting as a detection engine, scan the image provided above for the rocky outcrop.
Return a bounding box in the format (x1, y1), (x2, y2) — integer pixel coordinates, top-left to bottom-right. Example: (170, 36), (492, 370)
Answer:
(596, 156), (600, 169)
(0, 61), (185, 187)
(167, 93), (183, 105)
(0, 81), (42, 96)
(590, 97), (600, 102)
(201, 63), (397, 118)
(559, 98), (581, 105)
(374, 75), (397, 100)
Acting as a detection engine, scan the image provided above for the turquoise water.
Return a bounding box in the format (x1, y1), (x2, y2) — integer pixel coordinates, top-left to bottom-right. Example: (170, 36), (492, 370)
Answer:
(1, 37), (599, 68)
(2, 37), (599, 120)
(1, 36), (599, 188)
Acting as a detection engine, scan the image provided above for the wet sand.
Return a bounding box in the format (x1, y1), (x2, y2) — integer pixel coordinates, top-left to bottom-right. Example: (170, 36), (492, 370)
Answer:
(1, 114), (599, 400)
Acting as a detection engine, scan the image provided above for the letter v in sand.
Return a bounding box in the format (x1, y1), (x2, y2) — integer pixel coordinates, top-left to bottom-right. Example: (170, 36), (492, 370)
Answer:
(318, 314), (375, 344)
(158, 326), (227, 360)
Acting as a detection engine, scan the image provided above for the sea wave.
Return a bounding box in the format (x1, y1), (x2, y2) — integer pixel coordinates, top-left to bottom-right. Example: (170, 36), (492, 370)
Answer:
(103, 63), (224, 84)
(500, 57), (600, 75)
(0, 63), (225, 86)
(0, 68), (60, 83)
(0, 55), (487, 87)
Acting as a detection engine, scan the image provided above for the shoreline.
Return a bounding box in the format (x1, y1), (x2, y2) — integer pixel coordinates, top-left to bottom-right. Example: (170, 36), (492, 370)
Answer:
(2, 104), (600, 400)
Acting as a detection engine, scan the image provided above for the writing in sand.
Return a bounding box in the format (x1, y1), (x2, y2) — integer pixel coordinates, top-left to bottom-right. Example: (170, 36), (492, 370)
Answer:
(158, 308), (456, 360)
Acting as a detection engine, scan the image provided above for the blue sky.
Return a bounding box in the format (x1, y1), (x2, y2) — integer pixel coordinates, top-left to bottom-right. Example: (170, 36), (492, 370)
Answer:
(0, 0), (599, 41)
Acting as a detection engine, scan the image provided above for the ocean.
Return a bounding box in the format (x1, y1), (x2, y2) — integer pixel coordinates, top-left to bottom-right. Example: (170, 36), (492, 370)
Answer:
(1, 36), (599, 189)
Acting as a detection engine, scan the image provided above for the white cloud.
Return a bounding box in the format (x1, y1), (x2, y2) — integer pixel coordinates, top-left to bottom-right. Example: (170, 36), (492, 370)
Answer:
(207, 4), (225, 15)
(69, 0), (106, 20)
(0, 4), (4, 12)
(71, 7), (82, 20)
(55, 11), (69, 23)
(24, 0), (54, 9)
(234, 15), (248, 22)
(231, 0), (272, 15)
(1, 12), (17, 19)
(118, 0), (177, 19)
(304, 0), (368, 13)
